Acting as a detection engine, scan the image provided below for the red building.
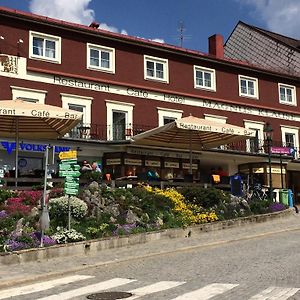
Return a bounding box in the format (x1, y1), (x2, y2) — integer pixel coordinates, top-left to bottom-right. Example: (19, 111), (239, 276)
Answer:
(0, 7), (300, 200)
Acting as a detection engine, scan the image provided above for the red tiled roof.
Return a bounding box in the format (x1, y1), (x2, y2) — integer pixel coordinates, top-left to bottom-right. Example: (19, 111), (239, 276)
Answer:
(0, 6), (300, 80)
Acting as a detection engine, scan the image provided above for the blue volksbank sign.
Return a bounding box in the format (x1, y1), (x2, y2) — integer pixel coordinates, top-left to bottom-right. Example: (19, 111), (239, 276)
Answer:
(1, 141), (70, 154)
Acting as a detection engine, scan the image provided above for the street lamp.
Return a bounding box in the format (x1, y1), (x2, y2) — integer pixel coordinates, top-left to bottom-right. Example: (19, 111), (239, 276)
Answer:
(264, 122), (273, 200)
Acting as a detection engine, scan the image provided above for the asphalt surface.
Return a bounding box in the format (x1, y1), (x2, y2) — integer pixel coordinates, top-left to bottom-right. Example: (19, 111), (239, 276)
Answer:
(1, 211), (300, 291)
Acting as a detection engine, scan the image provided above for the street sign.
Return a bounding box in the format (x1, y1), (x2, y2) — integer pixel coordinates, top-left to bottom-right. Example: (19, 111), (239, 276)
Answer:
(271, 146), (292, 155)
(59, 150), (77, 160)
(59, 170), (81, 177)
(65, 182), (79, 189)
(64, 188), (79, 195)
(59, 164), (80, 171)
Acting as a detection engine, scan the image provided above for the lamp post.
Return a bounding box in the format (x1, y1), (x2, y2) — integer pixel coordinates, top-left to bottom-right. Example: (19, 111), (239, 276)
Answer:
(264, 122), (273, 200)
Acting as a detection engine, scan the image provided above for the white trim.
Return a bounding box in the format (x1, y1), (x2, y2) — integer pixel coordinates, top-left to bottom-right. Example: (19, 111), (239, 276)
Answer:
(238, 75), (259, 99)
(87, 43), (115, 74)
(204, 114), (227, 121)
(29, 31), (61, 64)
(204, 114), (227, 124)
(278, 83), (297, 106)
(61, 93), (92, 124)
(144, 55), (169, 83)
(193, 65), (216, 91)
(244, 120), (264, 152)
(106, 100), (134, 140)
(281, 125), (299, 158)
(11, 86), (47, 104)
(157, 107), (183, 126)
(60, 93), (93, 101)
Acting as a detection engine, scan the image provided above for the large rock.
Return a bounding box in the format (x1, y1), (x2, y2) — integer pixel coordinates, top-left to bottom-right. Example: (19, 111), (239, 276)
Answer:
(125, 209), (140, 224)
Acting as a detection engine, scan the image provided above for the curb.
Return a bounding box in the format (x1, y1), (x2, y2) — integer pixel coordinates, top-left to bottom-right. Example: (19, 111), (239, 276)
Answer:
(0, 208), (295, 267)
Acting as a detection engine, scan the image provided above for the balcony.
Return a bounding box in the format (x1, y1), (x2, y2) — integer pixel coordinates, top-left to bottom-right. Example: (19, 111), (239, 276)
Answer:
(66, 123), (153, 141)
(65, 123), (297, 157)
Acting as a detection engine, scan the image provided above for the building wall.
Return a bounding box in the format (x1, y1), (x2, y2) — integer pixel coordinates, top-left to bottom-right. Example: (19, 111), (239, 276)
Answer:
(0, 8), (300, 146)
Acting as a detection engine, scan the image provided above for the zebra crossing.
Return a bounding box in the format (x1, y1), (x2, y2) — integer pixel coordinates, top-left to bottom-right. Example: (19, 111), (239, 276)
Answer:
(0, 275), (299, 300)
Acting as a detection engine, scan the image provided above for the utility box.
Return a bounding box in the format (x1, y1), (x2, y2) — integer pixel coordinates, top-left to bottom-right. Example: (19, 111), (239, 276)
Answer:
(279, 189), (289, 206)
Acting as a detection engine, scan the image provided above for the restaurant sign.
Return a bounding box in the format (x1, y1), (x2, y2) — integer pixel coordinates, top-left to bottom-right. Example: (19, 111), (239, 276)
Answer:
(182, 163), (198, 170)
(124, 158), (142, 166)
(145, 160), (161, 167)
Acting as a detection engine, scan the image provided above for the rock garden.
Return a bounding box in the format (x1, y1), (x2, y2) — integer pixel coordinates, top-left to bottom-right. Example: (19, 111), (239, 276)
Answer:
(0, 182), (287, 252)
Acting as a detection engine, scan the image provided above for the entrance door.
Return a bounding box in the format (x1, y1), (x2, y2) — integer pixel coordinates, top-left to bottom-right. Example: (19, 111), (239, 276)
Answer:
(112, 111), (126, 140)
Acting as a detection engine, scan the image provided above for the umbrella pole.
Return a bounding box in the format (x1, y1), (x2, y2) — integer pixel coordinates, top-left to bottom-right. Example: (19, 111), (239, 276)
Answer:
(189, 130), (193, 175)
(15, 118), (19, 187)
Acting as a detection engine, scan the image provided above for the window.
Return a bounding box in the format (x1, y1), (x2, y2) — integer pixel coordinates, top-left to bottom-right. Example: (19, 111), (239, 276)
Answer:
(279, 84), (296, 106)
(157, 107), (183, 126)
(244, 120), (264, 153)
(61, 94), (93, 138)
(29, 31), (61, 63)
(11, 86), (47, 104)
(87, 43), (115, 73)
(194, 66), (216, 91)
(144, 55), (168, 83)
(238, 75), (259, 99)
(106, 100), (134, 141)
(281, 126), (299, 158)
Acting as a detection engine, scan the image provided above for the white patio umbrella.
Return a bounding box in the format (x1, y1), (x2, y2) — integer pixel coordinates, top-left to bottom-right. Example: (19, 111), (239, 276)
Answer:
(132, 115), (256, 174)
(0, 99), (83, 184)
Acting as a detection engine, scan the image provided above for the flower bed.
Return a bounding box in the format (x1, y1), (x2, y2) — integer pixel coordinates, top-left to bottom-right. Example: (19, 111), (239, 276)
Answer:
(0, 184), (288, 252)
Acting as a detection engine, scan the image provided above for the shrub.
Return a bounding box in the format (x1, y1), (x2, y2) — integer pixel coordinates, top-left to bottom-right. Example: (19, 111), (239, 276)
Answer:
(180, 187), (230, 209)
(249, 198), (272, 215)
(49, 196), (88, 221)
(0, 190), (17, 205)
(3, 231), (56, 252)
(51, 227), (86, 243)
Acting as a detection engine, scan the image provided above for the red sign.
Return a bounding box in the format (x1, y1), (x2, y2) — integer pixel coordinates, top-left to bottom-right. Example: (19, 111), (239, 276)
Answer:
(271, 147), (292, 155)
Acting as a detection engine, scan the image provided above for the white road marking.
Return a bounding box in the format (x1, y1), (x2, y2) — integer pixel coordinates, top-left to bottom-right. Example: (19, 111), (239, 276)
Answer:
(36, 278), (136, 300)
(126, 281), (185, 299)
(249, 286), (300, 299)
(0, 275), (93, 299)
(170, 283), (239, 300)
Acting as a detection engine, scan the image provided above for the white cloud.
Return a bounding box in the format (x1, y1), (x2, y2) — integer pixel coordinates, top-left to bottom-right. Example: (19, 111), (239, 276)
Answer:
(241, 0), (300, 38)
(151, 38), (165, 44)
(29, 0), (95, 25)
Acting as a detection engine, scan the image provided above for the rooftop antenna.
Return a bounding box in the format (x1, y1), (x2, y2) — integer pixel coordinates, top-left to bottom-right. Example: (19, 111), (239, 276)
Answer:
(176, 21), (191, 48)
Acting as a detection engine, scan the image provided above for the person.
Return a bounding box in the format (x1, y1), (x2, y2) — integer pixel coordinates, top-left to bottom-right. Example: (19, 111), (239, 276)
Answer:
(80, 160), (92, 173)
(91, 161), (101, 172)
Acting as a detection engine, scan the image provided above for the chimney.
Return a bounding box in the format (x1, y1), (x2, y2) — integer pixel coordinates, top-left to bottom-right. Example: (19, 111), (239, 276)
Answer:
(89, 21), (100, 29)
(208, 34), (224, 58)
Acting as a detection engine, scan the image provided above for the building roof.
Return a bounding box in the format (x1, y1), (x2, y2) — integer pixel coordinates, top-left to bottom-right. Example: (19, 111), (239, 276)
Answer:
(1, 6), (300, 81)
(237, 21), (300, 51)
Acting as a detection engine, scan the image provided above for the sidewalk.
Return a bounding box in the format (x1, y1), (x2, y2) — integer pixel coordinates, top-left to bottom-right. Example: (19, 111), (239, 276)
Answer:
(0, 211), (299, 289)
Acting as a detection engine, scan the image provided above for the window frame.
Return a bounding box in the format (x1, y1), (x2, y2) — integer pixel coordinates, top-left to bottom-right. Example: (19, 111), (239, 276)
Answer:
(157, 107), (183, 126)
(144, 55), (169, 83)
(29, 31), (61, 64)
(278, 83), (297, 106)
(193, 66), (216, 91)
(244, 120), (264, 153)
(106, 100), (135, 141)
(238, 75), (259, 99)
(87, 43), (115, 73)
(281, 125), (299, 158)
(11, 86), (47, 104)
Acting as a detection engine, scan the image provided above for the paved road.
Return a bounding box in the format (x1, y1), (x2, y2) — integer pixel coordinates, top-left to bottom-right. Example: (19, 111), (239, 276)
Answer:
(1, 213), (300, 299)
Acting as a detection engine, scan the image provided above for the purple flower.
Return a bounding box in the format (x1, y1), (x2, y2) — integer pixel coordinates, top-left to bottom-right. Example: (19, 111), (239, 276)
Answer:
(269, 202), (286, 212)
(0, 210), (8, 219)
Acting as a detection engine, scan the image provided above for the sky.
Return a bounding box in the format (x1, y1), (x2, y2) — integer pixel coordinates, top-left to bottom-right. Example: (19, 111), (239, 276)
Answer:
(0, 0), (300, 53)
